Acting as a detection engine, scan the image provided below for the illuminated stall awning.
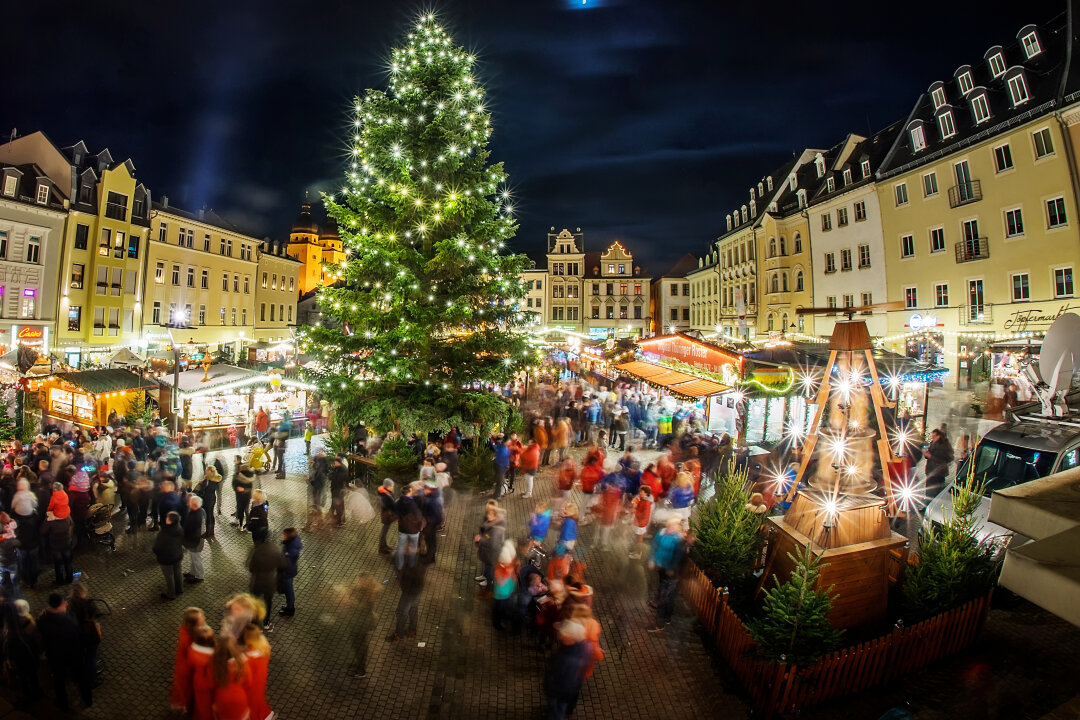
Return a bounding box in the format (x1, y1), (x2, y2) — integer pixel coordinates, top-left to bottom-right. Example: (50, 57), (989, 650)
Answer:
(615, 360), (729, 399)
(52, 369), (157, 394)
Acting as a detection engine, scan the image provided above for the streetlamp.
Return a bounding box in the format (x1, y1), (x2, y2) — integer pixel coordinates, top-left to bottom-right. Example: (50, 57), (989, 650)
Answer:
(166, 307), (192, 435)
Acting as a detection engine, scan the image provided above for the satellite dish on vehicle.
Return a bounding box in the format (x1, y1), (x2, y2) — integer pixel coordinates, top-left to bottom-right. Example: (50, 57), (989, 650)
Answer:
(1035, 312), (1080, 415)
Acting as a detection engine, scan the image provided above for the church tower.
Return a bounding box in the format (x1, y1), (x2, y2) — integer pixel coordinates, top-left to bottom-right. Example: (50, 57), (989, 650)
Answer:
(286, 192), (324, 295)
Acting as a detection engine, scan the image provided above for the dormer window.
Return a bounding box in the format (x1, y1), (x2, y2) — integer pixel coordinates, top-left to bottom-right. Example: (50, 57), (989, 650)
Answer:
(971, 92), (991, 124)
(741, 206), (748, 223)
(757, 181), (764, 197)
(3, 176), (16, 197)
(1007, 70), (1030, 107)
(726, 215), (733, 231)
(826, 177), (835, 193)
(910, 124), (927, 152)
(750, 187), (756, 201)
(861, 159), (871, 178)
(788, 173), (797, 191)
(766, 176), (773, 191)
(842, 168), (852, 186)
(815, 155), (825, 177)
(36, 183), (49, 204)
(1021, 30), (1042, 59)
(749, 200), (757, 216)
(957, 68), (974, 96)
(987, 50), (1006, 78)
(797, 189), (807, 208)
(930, 83), (947, 110)
(938, 109), (956, 139)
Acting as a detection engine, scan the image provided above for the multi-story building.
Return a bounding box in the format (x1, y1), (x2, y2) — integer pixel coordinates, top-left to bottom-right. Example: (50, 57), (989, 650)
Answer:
(876, 17), (1080, 384)
(806, 129), (898, 338)
(254, 241), (302, 342)
(652, 254), (695, 335)
(582, 241), (651, 339)
(0, 161), (67, 355)
(546, 228), (586, 333)
(144, 200), (262, 358)
(286, 195), (345, 295)
(687, 251), (720, 335)
(520, 261), (546, 327)
(0, 132), (152, 365)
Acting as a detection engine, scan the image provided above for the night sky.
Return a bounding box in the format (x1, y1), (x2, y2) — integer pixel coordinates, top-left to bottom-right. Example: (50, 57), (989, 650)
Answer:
(3, 0), (1042, 271)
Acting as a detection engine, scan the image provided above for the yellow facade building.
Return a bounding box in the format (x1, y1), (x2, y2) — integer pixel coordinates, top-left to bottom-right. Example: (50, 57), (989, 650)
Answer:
(144, 202), (261, 358)
(0, 132), (152, 365)
(286, 195), (346, 295)
(254, 242), (302, 342)
(876, 19), (1080, 386)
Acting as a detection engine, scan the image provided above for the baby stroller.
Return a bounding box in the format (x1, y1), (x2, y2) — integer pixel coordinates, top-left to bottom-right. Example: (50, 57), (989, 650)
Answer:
(86, 503), (116, 551)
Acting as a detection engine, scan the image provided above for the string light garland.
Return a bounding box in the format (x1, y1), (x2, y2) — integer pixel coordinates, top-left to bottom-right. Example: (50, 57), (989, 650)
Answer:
(300, 13), (533, 434)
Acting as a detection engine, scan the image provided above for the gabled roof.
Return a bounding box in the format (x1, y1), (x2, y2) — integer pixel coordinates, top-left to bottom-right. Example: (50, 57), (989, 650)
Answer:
(878, 12), (1078, 178)
(804, 122), (902, 206)
(657, 253), (699, 279)
(52, 369), (156, 394)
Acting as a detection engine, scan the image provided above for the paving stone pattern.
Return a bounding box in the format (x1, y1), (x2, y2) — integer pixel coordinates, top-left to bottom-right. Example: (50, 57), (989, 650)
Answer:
(11, 438), (741, 720)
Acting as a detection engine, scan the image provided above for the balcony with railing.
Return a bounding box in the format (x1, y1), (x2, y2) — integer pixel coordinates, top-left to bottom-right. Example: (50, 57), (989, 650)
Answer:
(948, 179), (982, 208)
(960, 304), (993, 325)
(955, 237), (990, 263)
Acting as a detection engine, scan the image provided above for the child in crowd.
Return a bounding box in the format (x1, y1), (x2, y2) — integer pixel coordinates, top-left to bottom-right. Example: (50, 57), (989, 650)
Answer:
(630, 486), (653, 559)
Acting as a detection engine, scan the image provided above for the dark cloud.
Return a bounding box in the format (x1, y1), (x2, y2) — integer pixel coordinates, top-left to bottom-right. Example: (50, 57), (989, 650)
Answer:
(1, 0), (1039, 269)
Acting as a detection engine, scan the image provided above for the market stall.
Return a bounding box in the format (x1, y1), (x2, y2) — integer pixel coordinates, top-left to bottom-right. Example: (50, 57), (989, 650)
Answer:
(156, 364), (316, 449)
(40, 369), (157, 429)
(985, 338), (1040, 419)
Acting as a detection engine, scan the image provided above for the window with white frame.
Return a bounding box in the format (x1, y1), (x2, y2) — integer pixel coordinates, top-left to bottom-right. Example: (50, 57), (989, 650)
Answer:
(1007, 73), (1029, 106)
(1005, 208), (1025, 237)
(957, 70), (974, 95)
(825, 253), (836, 273)
(1012, 272), (1030, 301)
(1034, 128), (1055, 158)
(827, 296), (837, 309)
(861, 159), (871, 178)
(843, 169), (852, 186)
(826, 177), (835, 193)
(931, 85), (947, 109)
(994, 143), (1014, 172)
(905, 287), (918, 309)
(25, 236), (40, 263)
(1055, 267), (1074, 297)
(988, 53), (1006, 78)
(858, 244), (871, 268)
(854, 201), (867, 221)
(841, 248), (852, 271)
(1022, 32), (1042, 59)
(935, 283), (949, 307)
(911, 125), (926, 152)
(928, 231), (946, 255)
(843, 294), (854, 308)
(2, 176), (15, 197)
(837, 207), (849, 226)
(923, 172), (939, 197)
(895, 183), (909, 206)
(901, 234), (915, 258)
(938, 111), (956, 139)
(158, 223), (167, 242)
(36, 184), (49, 204)
(971, 93), (991, 124)
(861, 291), (873, 307)
(1047, 197), (1068, 228)
(821, 213), (832, 231)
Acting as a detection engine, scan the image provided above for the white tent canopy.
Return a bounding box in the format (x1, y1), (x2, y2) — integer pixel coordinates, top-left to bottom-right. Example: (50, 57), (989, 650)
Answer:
(108, 348), (145, 368)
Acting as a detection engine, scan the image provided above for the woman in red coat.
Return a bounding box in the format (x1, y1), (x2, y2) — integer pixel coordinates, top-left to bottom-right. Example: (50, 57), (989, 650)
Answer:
(188, 626), (216, 720)
(211, 636), (251, 720)
(242, 623), (273, 720)
(170, 607), (206, 711)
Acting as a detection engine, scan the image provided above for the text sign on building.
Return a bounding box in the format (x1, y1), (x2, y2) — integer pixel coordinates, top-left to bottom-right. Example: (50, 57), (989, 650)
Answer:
(16, 327), (43, 340)
(639, 334), (743, 375)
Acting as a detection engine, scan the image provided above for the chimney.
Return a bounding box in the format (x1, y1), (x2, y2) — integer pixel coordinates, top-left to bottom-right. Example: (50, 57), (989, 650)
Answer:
(161, 194), (169, 209)
(197, 207), (205, 221)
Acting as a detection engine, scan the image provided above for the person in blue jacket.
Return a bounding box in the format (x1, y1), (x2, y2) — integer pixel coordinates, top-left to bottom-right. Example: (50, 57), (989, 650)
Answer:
(648, 515), (687, 632)
(493, 436), (511, 499)
(279, 527), (302, 616)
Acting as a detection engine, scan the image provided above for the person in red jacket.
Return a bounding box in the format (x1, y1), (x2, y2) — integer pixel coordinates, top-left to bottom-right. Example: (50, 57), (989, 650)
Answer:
(630, 486), (653, 559)
(641, 463), (663, 500)
(211, 636), (250, 720)
(656, 450), (677, 496)
(518, 441), (541, 499)
(553, 458), (577, 518)
(683, 446), (703, 496)
(242, 623), (273, 720)
(187, 626), (216, 720)
(170, 607), (205, 711)
(578, 455), (605, 523)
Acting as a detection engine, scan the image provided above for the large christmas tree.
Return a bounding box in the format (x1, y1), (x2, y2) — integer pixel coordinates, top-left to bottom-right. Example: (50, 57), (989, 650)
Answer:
(302, 13), (536, 436)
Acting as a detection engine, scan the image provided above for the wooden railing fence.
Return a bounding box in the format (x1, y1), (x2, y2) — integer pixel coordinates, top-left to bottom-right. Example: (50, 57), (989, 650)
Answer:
(681, 560), (992, 719)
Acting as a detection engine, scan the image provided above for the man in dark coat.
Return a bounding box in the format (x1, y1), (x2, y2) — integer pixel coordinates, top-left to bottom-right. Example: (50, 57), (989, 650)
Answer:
(309, 450), (329, 511)
(377, 479), (397, 554)
(182, 495), (206, 583)
(545, 620), (591, 720)
(419, 482), (444, 564)
(37, 593), (92, 711)
(388, 562), (426, 641)
(394, 484), (423, 570)
(247, 537), (285, 630)
(152, 511), (184, 600)
(923, 428), (955, 499)
(329, 456), (350, 527)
